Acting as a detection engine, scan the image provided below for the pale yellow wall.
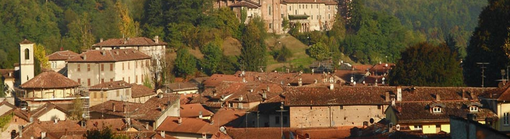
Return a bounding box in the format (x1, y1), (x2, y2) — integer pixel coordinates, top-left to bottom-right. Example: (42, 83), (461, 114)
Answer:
(50, 60), (67, 72)
(441, 124), (450, 133)
(25, 88), (75, 99)
(89, 88), (132, 106)
(290, 105), (386, 128)
(20, 43), (34, 85)
(497, 103), (510, 131)
(68, 59), (150, 87)
(0, 105), (13, 116)
(38, 108), (66, 121)
(422, 125), (436, 134)
(174, 90), (198, 94)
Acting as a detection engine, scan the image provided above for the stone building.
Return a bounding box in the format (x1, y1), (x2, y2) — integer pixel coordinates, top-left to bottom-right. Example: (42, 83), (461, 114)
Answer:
(88, 81), (156, 106)
(19, 39), (34, 85)
(67, 49), (151, 87)
(46, 50), (79, 75)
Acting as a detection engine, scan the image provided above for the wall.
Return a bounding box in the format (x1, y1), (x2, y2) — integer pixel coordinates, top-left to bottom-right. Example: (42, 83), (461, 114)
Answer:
(25, 88), (75, 99)
(155, 98), (180, 128)
(37, 108), (66, 121)
(0, 105), (13, 116)
(68, 59), (150, 87)
(290, 105), (386, 128)
(497, 102), (510, 131)
(169, 132), (203, 139)
(89, 88), (131, 106)
(50, 60), (67, 73)
(19, 43), (34, 85)
(174, 89), (198, 94)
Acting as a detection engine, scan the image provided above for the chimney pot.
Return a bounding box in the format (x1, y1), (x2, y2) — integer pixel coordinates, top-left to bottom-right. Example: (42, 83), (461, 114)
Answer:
(385, 92), (390, 102)
(112, 103), (116, 112)
(396, 86), (402, 101)
(329, 84), (334, 90)
(154, 36), (159, 44)
(178, 117), (182, 125)
(100, 38), (103, 42)
(436, 94), (441, 101)
(160, 130), (165, 138)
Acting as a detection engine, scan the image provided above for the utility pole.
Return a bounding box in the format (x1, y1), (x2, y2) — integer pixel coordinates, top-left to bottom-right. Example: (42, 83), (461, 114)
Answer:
(476, 62), (489, 88)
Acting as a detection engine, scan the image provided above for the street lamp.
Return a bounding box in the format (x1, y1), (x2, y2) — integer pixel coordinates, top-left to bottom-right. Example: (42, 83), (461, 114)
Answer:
(276, 102), (288, 138)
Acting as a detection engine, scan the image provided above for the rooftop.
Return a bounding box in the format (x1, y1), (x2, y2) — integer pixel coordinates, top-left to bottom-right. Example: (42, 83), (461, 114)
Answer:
(67, 49), (151, 62)
(20, 71), (80, 89)
(89, 80), (131, 91)
(47, 50), (79, 61)
(92, 37), (167, 47)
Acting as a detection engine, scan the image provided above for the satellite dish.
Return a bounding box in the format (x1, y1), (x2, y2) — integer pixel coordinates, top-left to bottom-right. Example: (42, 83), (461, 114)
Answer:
(396, 124), (400, 131)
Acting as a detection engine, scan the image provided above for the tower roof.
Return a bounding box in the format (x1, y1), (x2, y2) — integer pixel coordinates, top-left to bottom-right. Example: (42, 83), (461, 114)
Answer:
(20, 39), (34, 44)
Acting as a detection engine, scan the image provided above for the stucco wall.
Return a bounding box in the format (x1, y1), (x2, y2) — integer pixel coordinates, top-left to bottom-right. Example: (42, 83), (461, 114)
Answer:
(38, 108), (66, 121)
(290, 105), (386, 128)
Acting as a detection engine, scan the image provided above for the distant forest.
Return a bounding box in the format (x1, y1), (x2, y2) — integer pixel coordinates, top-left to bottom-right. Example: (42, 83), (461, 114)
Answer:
(0, 0), (488, 69)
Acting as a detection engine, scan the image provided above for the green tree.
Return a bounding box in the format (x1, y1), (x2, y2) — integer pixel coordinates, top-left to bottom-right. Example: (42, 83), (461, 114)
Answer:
(201, 43), (222, 75)
(115, 1), (140, 37)
(85, 126), (114, 139)
(174, 48), (197, 78)
(389, 42), (464, 86)
(34, 44), (50, 69)
(272, 45), (293, 62)
(240, 17), (267, 71)
(69, 95), (84, 120)
(306, 42), (331, 60)
(463, 0), (510, 87)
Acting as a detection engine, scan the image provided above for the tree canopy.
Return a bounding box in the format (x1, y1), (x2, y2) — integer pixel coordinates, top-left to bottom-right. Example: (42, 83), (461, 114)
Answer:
(389, 42), (464, 86)
(174, 48), (197, 78)
(463, 0), (510, 87)
(240, 17), (268, 71)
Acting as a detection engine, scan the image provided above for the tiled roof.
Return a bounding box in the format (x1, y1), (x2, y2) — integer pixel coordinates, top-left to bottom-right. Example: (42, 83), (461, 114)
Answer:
(283, 0), (338, 4)
(180, 103), (214, 118)
(166, 82), (199, 92)
(194, 82), (284, 108)
(210, 108), (246, 127)
(131, 94), (180, 121)
(89, 100), (143, 118)
(89, 80), (131, 90)
(92, 37), (167, 47)
(229, 1), (261, 8)
(482, 83), (510, 101)
(20, 39), (33, 44)
(67, 49), (151, 62)
(203, 74), (242, 88)
(30, 102), (67, 119)
(370, 63), (395, 74)
(391, 101), (497, 124)
(223, 126), (352, 139)
(283, 86), (487, 106)
(131, 84), (155, 98)
(47, 50), (79, 61)
(0, 69), (14, 78)
(157, 117), (218, 135)
(20, 71), (80, 89)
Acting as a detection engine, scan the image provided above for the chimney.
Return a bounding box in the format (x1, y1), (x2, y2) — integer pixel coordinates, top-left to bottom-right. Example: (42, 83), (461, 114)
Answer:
(385, 92), (390, 102)
(396, 86), (402, 101)
(329, 84), (334, 90)
(178, 117), (182, 125)
(112, 103), (116, 112)
(80, 120), (86, 127)
(100, 38), (103, 42)
(160, 130), (165, 138)
(287, 68), (290, 73)
(123, 104), (127, 113)
(210, 120), (214, 125)
(267, 86), (270, 92)
(154, 36), (159, 44)
(462, 90), (468, 100)
(83, 55), (87, 60)
(146, 122), (149, 130)
(41, 132), (46, 139)
(298, 78), (303, 86)
(312, 69), (314, 74)
(262, 91), (267, 100)
(436, 94), (441, 101)
(19, 125), (23, 138)
(199, 111), (203, 119)
(125, 118), (131, 128)
(54, 118), (58, 124)
(243, 77), (246, 83)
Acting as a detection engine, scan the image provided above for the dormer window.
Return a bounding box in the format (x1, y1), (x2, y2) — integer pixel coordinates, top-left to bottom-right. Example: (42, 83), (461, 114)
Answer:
(433, 107), (442, 113)
(470, 106), (479, 112)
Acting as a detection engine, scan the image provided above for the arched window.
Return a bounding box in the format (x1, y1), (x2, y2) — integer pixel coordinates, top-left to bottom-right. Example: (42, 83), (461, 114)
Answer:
(24, 48), (29, 60)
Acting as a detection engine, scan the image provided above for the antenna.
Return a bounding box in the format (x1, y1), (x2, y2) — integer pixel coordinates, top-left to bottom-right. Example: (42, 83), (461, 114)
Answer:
(476, 62), (489, 88)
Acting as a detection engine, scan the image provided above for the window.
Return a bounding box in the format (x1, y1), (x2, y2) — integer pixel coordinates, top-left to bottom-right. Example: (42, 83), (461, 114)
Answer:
(283, 116), (288, 124)
(136, 76), (138, 83)
(24, 48), (30, 60)
(377, 105), (382, 109)
(414, 125), (423, 130)
(87, 78), (91, 86)
(128, 77), (130, 83)
(504, 113), (509, 125)
(317, 15), (319, 19)
(135, 61), (138, 68)
(470, 106), (478, 112)
(295, 10), (297, 15)
(101, 64), (104, 71)
(275, 116), (280, 124)
(87, 64), (90, 71)
(281, 14), (284, 19)
(110, 63), (113, 71)
(122, 63), (125, 70)
(77, 64), (81, 72)
(317, 5), (318, 8)
(433, 107), (442, 113)
(268, 5), (271, 15)
(110, 78), (114, 82)
(328, 5), (330, 9)
(101, 78), (104, 83)
(269, 23), (272, 29)
(289, 6), (291, 11)
(311, 15), (313, 19)
(340, 105), (344, 109)
(93, 92), (97, 99)
(116, 90), (120, 97)
(305, 5), (307, 9)
(299, 5), (301, 9)
(329, 14), (331, 19)
(77, 78), (81, 84)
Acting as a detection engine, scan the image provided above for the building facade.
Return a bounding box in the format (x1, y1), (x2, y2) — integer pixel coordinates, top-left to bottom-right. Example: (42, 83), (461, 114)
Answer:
(47, 50), (79, 75)
(67, 49), (151, 87)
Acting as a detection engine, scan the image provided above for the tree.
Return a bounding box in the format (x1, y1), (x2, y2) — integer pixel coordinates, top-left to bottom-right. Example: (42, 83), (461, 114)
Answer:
(69, 95), (84, 120)
(34, 44), (50, 69)
(389, 42), (464, 86)
(201, 43), (222, 75)
(174, 48), (197, 78)
(272, 45), (293, 62)
(240, 17), (267, 71)
(115, 1), (140, 37)
(306, 42), (330, 61)
(0, 79), (6, 97)
(463, 0), (510, 87)
(85, 126), (114, 139)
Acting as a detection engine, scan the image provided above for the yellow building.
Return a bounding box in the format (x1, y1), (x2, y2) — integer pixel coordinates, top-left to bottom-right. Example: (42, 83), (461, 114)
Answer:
(480, 84), (510, 131)
(385, 101), (496, 134)
(18, 71), (81, 110)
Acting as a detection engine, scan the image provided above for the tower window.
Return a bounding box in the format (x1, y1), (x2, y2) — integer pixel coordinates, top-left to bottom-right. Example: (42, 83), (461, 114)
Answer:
(24, 48), (29, 60)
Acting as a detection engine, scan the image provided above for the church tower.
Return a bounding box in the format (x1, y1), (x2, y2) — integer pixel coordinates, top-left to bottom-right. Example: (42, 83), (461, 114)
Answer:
(19, 39), (34, 84)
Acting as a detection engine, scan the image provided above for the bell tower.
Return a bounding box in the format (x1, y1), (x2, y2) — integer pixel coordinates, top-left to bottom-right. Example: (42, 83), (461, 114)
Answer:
(19, 39), (34, 84)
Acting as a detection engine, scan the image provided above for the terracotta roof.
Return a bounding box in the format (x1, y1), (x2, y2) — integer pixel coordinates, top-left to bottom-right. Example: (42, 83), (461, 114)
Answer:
(391, 101), (497, 124)
(131, 94), (181, 121)
(30, 102), (67, 119)
(284, 86), (488, 106)
(89, 100), (143, 117)
(210, 108), (247, 127)
(67, 49), (151, 62)
(352, 64), (373, 71)
(167, 82), (199, 92)
(482, 83), (510, 101)
(194, 82), (284, 108)
(203, 74), (242, 88)
(229, 1), (261, 8)
(283, 0), (338, 4)
(180, 103), (214, 118)
(20, 71), (80, 89)
(0, 69), (15, 78)
(223, 126), (352, 139)
(131, 84), (155, 98)
(92, 37), (167, 47)
(370, 63), (395, 74)
(20, 39), (33, 44)
(47, 50), (79, 61)
(89, 80), (131, 90)
(157, 117), (218, 135)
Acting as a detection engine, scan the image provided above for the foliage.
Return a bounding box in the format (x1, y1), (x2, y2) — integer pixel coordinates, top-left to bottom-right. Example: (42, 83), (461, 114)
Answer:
(289, 22), (302, 36)
(201, 43), (223, 75)
(115, 1), (140, 37)
(271, 45), (293, 62)
(34, 44), (50, 69)
(306, 42), (330, 61)
(240, 17), (268, 71)
(217, 56), (240, 74)
(85, 126), (115, 139)
(174, 48), (197, 78)
(0, 113), (12, 131)
(463, 0), (510, 87)
(69, 95), (84, 120)
(206, 8), (241, 39)
(389, 42), (464, 86)
(143, 74), (153, 89)
(0, 78), (6, 97)
(282, 18), (290, 32)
